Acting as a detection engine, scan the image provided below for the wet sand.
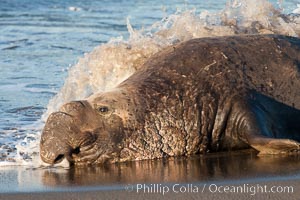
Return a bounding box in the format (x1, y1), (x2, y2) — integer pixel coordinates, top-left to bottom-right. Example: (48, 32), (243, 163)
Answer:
(0, 150), (299, 200)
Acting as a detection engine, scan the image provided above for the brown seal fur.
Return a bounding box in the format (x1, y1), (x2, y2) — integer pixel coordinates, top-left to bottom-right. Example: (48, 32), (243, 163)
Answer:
(40, 34), (300, 165)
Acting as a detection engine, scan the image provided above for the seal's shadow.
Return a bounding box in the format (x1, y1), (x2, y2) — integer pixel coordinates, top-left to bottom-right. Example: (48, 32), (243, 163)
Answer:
(41, 150), (300, 187)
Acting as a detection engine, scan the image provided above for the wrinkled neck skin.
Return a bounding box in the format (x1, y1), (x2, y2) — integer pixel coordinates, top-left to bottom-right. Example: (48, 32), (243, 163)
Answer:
(115, 81), (222, 162)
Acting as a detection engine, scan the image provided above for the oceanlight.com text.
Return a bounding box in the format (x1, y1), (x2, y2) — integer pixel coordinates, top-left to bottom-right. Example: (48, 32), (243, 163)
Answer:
(124, 183), (293, 196)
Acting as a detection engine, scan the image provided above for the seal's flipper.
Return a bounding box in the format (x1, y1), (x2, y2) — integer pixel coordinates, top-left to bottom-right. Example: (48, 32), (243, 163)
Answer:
(248, 137), (300, 155)
(230, 93), (300, 154)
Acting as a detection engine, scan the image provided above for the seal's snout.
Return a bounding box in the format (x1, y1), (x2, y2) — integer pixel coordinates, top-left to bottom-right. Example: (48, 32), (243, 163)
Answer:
(40, 100), (91, 165)
(40, 139), (74, 164)
(40, 149), (64, 164)
(40, 140), (82, 164)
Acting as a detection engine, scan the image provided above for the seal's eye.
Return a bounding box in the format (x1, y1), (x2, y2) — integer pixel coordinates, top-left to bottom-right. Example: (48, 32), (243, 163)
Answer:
(95, 104), (113, 116)
(98, 106), (109, 113)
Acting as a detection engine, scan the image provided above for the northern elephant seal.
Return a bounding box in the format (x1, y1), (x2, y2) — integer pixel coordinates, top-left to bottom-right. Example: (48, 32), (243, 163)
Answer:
(40, 35), (300, 165)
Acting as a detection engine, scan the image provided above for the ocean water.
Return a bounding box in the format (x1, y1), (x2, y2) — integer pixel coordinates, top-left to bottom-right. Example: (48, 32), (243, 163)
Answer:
(0, 0), (299, 167)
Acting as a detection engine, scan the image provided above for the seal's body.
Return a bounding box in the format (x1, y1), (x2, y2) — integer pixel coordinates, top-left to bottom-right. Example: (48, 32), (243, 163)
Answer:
(40, 35), (300, 165)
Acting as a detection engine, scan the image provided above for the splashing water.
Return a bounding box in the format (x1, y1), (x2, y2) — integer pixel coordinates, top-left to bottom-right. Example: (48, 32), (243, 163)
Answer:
(44, 0), (300, 117)
(2, 0), (300, 167)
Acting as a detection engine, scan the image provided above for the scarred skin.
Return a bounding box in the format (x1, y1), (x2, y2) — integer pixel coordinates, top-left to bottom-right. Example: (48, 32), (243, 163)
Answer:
(40, 35), (300, 165)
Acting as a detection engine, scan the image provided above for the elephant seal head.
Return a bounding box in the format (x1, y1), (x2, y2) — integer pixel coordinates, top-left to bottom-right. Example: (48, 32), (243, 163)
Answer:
(40, 87), (140, 165)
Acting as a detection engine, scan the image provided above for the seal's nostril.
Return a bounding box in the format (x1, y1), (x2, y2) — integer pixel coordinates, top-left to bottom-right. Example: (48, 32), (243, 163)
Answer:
(73, 147), (80, 154)
(54, 154), (65, 164)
